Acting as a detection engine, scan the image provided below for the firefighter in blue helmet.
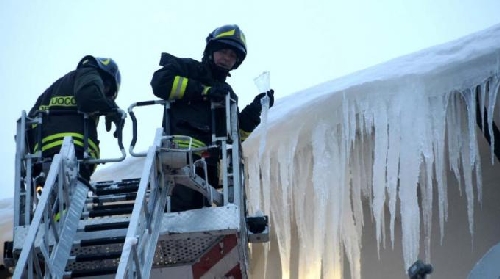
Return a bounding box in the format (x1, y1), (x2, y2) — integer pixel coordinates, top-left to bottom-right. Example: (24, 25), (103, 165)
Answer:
(151, 24), (275, 212)
(27, 55), (125, 181)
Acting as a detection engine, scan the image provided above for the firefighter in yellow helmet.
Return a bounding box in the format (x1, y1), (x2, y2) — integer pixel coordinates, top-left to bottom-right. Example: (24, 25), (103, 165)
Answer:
(27, 55), (125, 181)
(150, 24), (274, 212)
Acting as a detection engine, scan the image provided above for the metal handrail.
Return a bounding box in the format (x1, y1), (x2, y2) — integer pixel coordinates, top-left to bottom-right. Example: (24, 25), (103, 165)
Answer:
(127, 100), (168, 157)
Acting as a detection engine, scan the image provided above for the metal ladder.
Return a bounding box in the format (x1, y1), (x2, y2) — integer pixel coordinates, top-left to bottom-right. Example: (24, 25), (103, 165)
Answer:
(114, 95), (263, 278)
(13, 135), (89, 278)
(10, 111), (126, 278)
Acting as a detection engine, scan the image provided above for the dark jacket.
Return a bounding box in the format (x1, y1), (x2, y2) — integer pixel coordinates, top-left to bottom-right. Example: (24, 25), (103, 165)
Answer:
(28, 67), (117, 159)
(150, 52), (261, 146)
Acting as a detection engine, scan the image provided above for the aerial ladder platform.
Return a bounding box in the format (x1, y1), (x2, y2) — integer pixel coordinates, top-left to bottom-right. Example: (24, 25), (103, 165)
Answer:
(5, 94), (269, 278)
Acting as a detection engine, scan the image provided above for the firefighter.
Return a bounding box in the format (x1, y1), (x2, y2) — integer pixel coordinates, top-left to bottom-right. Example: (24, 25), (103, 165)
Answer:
(27, 55), (125, 181)
(151, 24), (274, 212)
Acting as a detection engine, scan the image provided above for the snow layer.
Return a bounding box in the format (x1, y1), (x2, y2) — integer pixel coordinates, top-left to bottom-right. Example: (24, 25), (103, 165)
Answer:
(243, 23), (500, 278)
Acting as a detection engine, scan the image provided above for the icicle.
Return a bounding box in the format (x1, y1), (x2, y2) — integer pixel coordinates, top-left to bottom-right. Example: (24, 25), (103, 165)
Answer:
(321, 126), (345, 279)
(487, 76), (499, 164)
(432, 93), (449, 244)
(292, 144), (315, 279)
(464, 88), (478, 167)
(447, 94), (463, 195)
(253, 71), (271, 160)
(260, 149), (272, 276)
(461, 92), (477, 239)
(480, 79), (488, 142)
(474, 134), (483, 205)
(350, 128), (365, 239)
(386, 95), (402, 248)
(342, 176), (362, 279)
(419, 91), (435, 264)
(398, 85), (423, 270)
(309, 122), (331, 278)
(271, 132), (299, 279)
(371, 98), (389, 254)
(419, 159), (433, 264)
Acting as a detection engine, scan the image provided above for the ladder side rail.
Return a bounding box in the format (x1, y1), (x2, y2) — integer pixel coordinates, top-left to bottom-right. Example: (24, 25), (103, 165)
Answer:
(138, 130), (170, 278)
(217, 94), (234, 206)
(221, 140), (229, 205)
(13, 154), (63, 278)
(48, 137), (88, 278)
(14, 136), (86, 279)
(230, 99), (243, 207)
(139, 168), (170, 279)
(14, 112), (27, 227)
(24, 160), (32, 229)
(116, 128), (163, 278)
(19, 112), (43, 227)
(229, 95), (249, 278)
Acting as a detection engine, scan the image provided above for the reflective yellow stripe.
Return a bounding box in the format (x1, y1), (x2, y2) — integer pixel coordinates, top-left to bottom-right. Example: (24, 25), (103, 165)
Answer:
(40, 139), (98, 158)
(215, 29), (235, 38)
(202, 85), (211, 96)
(169, 76), (188, 100)
(53, 209), (67, 222)
(42, 133), (99, 153)
(172, 137), (206, 149)
(35, 132), (100, 158)
(239, 129), (251, 141)
(54, 211), (61, 222)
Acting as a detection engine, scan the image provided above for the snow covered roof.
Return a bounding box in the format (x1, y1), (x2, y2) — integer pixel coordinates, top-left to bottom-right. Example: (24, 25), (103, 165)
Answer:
(242, 23), (500, 278)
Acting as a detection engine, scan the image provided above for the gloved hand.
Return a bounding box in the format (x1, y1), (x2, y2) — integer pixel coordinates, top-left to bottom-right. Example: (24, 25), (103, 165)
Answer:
(105, 108), (126, 138)
(205, 83), (238, 102)
(251, 89), (275, 112)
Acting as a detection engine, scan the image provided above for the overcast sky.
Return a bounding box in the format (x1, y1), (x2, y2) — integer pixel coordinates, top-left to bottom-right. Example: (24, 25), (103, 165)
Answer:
(1, 0), (499, 199)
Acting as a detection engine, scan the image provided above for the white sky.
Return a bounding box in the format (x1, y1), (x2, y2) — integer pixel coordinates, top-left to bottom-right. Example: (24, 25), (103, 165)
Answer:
(1, 0), (499, 199)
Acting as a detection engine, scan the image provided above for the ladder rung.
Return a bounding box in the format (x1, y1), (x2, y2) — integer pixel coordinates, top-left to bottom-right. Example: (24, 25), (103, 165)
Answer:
(92, 178), (140, 189)
(72, 251), (122, 262)
(82, 222), (130, 232)
(87, 193), (137, 204)
(86, 207), (134, 218)
(79, 236), (126, 247)
(67, 267), (118, 278)
(94, 185), (139, 196)
(90, 203), (134, 210)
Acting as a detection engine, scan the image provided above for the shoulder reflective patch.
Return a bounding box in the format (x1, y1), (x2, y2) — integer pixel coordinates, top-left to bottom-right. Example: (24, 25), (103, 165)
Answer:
(99, 58), (110, 65)
(215, 29), (235, 38)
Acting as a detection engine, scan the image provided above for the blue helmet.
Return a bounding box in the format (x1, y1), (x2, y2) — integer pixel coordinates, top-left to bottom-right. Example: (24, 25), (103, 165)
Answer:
(204, 24), (247, 70)
(77, 55), (121, 98)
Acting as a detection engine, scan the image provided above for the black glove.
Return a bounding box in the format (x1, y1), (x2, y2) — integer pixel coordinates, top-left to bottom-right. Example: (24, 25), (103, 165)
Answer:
(251, 89), (275, 113)
(206, 84), (238, 102)
(105, 108), (126, 138)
